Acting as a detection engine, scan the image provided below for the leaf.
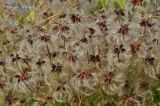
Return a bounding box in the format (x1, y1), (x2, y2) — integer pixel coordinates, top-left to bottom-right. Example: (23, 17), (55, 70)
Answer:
(17, 16), (30, 26)
(90, 0), (109, 13)
(117, 0), (126, 9)
(89, 93), (101, 105)
(26, 11), (36, 23)
(114, 1), (121, 9)
(55, 102), (71, 106)
(100, 0), (108, 7)
(26, 98), (37, 106)
(16, 11), (36, 26)
(95, 0), (103, 9)
(152, 90), (160, 104)
(142, 1), (148, 8)
(147, 89), (160, 106)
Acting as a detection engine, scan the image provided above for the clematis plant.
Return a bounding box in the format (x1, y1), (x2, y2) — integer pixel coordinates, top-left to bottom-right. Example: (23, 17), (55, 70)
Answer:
(0, 0), (159, 105)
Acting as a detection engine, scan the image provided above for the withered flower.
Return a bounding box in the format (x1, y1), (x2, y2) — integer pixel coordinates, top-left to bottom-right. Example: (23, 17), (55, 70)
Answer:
(145, 57), (155, 65)
(97, 21), (108, 32)
(21, 56), (31, 64)
(123, 94), (134, 103)
(114, 44), (126, 57)
(49, 52), (57, 58)
(56, 85), (65, 91)
(114, 9), (125, 16)
(87, 28), (96, 38)
(130, 43), (140, 54)
(39, 35), (51, 42)
(52, 23), (70, 33)
(67, 55), (78, 63)
(139, 81), (149, 90)
(2, 40), (10, 45)
(0, 59), (5, 66)
(51, 63), (63, 73)
(36, 59), (45, 66)
(104, 72), (114, 84)
(60, 24), (70, 33)
(124, 80), (129, 89)
(5, 93), (17, 105)
(70, 14), (81, 23)
(76, 70), (93, 80)
(101, 15), (107, 20)
(140, 19), (154, 27)
(132, 0), (142, 6)
(27, 35), (33, 45)
(10, 27), (18, 34)
(118, 25), (129, 36)
(89, 55), (101, 63)
(0, 82), (5, 89)
(80, 37), (88, 43)
(10, 54), (21, 62)
(15, 68), (30, 83)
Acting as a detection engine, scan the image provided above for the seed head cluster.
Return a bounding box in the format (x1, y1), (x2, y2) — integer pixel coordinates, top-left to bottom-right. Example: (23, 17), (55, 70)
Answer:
(0, 0), (159, 105)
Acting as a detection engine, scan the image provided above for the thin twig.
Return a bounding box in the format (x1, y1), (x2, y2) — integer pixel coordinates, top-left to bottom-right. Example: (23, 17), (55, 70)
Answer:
(15, 59), (39, 95)
(45, 42), (52, 65)
(35, 0), (86, 27)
